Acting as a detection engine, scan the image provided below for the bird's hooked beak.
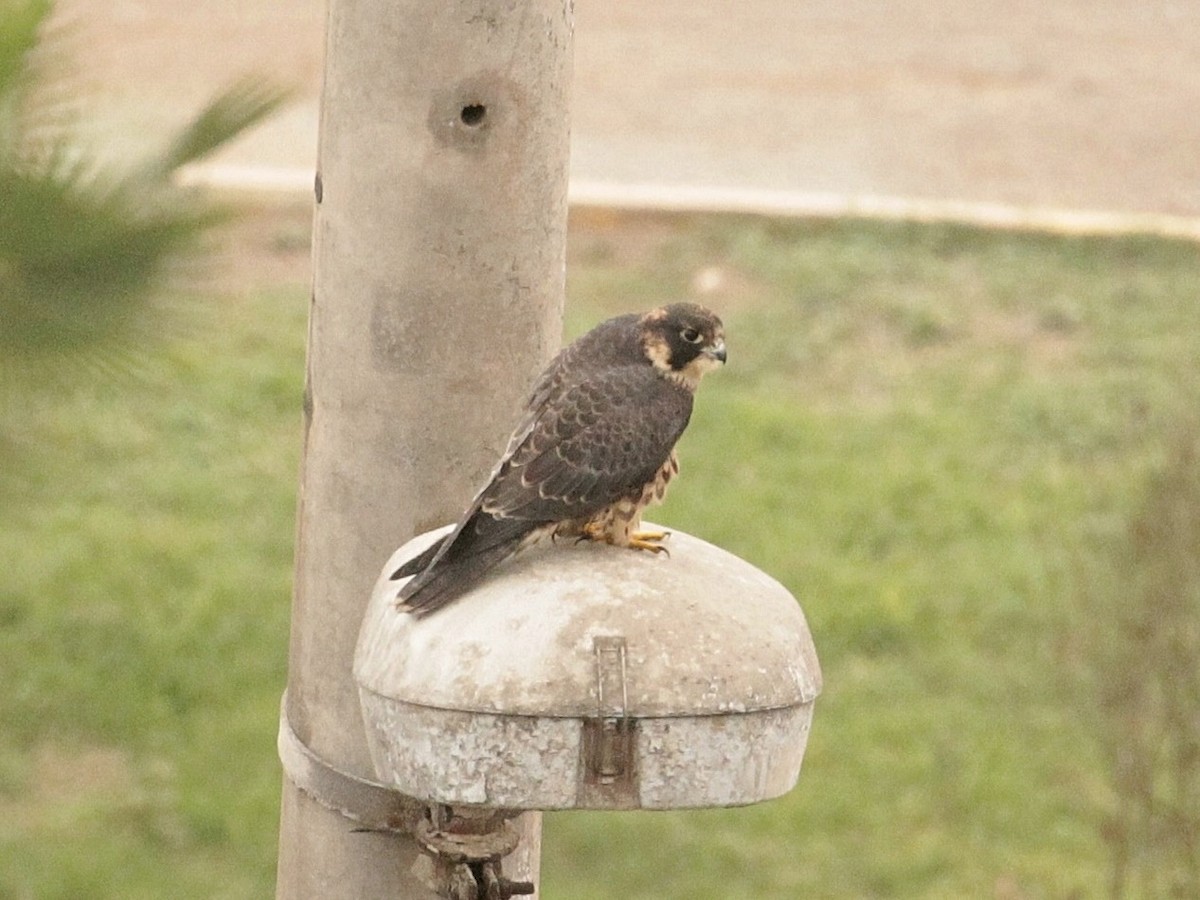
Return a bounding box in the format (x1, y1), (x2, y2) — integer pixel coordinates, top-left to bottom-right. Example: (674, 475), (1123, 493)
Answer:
(704, 339), (727, 364)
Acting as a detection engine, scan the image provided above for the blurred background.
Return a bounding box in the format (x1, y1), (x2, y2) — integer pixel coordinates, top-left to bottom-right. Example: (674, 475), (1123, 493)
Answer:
(3, 1), (1198, 898)
(67, 0), (1200, 216)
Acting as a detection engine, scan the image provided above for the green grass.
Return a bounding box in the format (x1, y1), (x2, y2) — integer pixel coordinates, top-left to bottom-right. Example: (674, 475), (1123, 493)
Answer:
(0, 279), (302, 898)
(3, 211), (1199, 898)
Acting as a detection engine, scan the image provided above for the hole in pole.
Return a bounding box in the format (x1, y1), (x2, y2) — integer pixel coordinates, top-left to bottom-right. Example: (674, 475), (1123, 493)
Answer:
(460, 103), (487, 127)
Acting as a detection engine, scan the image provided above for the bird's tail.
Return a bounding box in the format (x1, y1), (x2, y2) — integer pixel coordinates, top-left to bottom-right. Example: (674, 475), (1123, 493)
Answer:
(390, 537), (446, 581)
(390, 514), (535, 617)
(395, 539), (521, 617)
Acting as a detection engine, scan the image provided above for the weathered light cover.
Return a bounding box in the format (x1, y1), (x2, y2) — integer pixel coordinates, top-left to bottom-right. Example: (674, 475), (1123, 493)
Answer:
(354, 525), (821, 810)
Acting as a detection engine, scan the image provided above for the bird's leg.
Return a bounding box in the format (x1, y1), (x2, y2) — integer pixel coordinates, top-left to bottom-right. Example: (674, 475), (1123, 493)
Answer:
(623, 514), (671, 555)
(627, 529), (671, 555)
(577, 515), (670, 555)
(614, 518), (672, 554)
(577, 520), (609, 544)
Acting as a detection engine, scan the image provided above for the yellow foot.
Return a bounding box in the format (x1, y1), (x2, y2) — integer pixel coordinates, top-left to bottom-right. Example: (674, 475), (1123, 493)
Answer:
(628, 529), (671, 555)
(577, 521), (604, 543)
(576, 523), (671, 555)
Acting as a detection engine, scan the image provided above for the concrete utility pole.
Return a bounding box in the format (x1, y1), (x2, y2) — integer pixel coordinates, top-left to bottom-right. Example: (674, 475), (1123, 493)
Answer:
(276, 0), (572, 896)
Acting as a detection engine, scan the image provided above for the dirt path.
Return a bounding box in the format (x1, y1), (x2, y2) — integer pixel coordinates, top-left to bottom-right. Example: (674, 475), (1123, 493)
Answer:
(61, 0), (1200, 217)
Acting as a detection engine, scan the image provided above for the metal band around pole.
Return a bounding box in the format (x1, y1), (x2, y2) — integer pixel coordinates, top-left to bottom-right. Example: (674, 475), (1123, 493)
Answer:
(276, 692), (422, 832)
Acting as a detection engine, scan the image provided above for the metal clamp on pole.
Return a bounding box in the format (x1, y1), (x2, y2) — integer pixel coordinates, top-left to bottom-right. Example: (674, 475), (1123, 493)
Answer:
(280, 692), (535, 898)
(276, 692), (422, 833)
(413, 806), (535, 900)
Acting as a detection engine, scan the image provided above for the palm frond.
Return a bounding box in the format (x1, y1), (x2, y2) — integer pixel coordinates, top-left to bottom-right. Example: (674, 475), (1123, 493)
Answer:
(0, 0), (293, 398)
(151, 77), (292, 178)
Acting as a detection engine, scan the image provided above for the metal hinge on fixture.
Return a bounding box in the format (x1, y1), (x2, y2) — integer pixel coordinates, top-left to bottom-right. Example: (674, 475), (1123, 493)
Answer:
(579, 635), (638, 806)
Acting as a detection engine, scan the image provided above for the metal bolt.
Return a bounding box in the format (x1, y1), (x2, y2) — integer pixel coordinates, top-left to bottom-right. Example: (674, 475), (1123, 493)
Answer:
(477, 860), (534, 899)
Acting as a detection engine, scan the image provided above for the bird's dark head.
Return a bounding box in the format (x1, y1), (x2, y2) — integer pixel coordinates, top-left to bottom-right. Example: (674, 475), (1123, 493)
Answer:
(639, 302), (726, 389)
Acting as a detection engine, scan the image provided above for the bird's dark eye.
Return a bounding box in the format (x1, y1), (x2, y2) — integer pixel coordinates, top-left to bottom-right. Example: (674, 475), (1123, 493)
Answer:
(681, 328), (702, 344)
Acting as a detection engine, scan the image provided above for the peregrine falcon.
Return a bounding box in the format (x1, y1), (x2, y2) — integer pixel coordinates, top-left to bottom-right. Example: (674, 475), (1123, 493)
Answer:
(391, 302), (726, 617)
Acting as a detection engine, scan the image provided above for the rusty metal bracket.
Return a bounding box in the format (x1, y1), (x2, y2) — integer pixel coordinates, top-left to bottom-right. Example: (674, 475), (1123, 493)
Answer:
(414, 806), (535, 899)
(280, 693), (533, 897)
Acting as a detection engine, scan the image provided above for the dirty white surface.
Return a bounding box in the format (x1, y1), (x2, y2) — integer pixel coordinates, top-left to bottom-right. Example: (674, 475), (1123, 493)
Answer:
(358, 695), (814, 809)
(355, 525), (821, 809)
(356, 525), (821, 717)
